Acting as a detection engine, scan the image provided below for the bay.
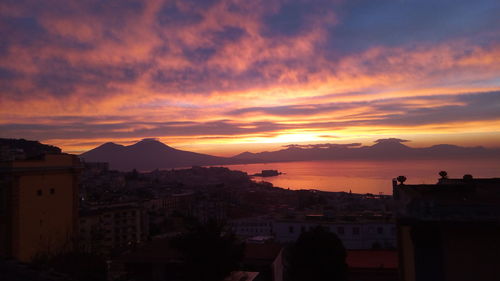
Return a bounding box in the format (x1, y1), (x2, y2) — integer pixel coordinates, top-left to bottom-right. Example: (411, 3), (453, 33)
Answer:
(220, 159), (500, 195)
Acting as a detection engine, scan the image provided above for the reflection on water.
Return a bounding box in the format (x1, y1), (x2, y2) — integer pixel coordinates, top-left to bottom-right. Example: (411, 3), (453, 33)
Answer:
(219, 159), (500, 194)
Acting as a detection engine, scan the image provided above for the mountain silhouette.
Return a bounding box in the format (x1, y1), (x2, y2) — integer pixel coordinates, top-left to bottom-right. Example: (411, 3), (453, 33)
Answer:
(232, 138), (500, 162)
(80, 138), (247, 171)
(81, 138), (500, 170)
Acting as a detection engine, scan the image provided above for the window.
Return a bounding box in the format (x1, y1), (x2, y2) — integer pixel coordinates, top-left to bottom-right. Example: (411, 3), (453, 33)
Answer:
(352, 227), (360, 235)
(37, 189), (43, 196)
(50, 188), (55, 195)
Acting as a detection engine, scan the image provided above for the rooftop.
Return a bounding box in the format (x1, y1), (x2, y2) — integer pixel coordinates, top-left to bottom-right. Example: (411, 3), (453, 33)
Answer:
(243, 243), (282, 261)
(347, 250), (398, 269)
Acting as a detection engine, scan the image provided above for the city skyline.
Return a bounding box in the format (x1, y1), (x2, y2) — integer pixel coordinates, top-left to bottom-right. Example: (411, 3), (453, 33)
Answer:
(1, 0), (500, 155)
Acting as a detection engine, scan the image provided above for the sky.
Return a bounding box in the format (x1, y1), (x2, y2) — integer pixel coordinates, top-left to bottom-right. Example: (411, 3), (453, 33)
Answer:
(1, 0), (500, 156)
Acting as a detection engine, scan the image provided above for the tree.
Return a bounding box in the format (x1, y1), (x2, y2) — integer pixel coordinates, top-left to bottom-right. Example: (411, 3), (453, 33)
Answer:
(171, 220), (243, 281)
(288, 226), (347, 281)
(439, 171), (448, 179)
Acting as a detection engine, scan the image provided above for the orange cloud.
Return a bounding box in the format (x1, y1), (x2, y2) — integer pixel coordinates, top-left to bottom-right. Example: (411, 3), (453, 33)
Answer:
(1, 0), (500, 154)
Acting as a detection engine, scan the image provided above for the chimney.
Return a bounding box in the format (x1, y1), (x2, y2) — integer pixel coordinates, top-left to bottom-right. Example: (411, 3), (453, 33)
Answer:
(392, 178), (400, 200)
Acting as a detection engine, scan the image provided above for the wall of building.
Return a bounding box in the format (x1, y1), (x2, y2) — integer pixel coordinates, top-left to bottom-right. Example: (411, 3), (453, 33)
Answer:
(229, 218), (274, 238)
(15, 170), (76, 261)
(440, 223), (500, 281)
(272, 249), (284, 281)
(274, 221), (396, 250)
(79, 204), (149, 255)
(0, 154), (80, 262)
(398, 225), (416, 281)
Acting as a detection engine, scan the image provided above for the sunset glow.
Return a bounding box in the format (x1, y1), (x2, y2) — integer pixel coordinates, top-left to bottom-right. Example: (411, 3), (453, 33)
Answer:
(1, 0), (500, 155)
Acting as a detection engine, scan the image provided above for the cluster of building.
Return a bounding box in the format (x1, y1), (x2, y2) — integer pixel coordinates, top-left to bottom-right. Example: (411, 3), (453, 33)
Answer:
(1, 142), (499, 281)
(229, 214), (396, 250)
(79, 203), (149, 254)
(0, 148), (246, 261)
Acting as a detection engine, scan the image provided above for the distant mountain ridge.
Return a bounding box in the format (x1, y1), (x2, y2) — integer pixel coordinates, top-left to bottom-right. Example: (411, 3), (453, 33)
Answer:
(80, 138), (249, 171)
(232, 138), (500, 162)
(80, 138), (500, 171)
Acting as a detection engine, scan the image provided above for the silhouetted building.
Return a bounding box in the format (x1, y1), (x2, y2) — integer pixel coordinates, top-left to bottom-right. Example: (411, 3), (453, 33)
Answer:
(228, 217), (274, 238)
(0, 138), (61, 161)
(347, 250), (398, 281)
(79, 203), (149, 255)
(82, 161), (109, 174)
(0, 146), (26, 162)
(192, 192), (229, 223)
(393, 176), (500, 281)
(241, 243), (283, 281)
(274, 217), (396, 249)
(0, 154), (81, 262)
(107, 238), (184, 281)
(146, 191), (194, 216)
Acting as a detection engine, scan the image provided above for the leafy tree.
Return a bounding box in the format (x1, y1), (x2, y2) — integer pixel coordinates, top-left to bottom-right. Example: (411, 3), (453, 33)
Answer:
(288, 226), (347, 281)
(172, 220), (243, 281)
